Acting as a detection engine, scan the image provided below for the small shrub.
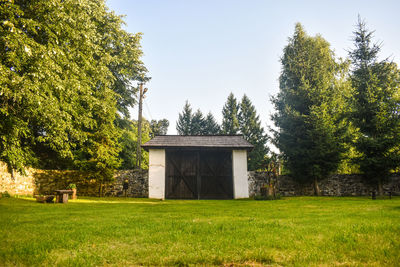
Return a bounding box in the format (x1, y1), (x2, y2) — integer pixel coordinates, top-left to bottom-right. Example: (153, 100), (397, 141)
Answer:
(1, 191), (11, 198)
(67, 183), (76, 189)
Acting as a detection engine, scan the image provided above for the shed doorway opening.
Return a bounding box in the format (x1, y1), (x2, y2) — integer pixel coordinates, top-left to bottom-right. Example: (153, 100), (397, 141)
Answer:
(165, 150), (233, 199)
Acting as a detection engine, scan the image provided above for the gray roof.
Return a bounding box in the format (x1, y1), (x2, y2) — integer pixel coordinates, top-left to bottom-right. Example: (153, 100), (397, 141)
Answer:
(142, 135), (253, 150)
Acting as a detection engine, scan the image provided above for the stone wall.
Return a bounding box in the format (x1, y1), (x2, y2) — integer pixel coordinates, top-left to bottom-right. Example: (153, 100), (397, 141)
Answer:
(0, 163), (37, 196)
(0, 162), (148, 197)
(102, 170), (148, 197)
(248, 171), (400, 197)
(3, 161), (400, 198)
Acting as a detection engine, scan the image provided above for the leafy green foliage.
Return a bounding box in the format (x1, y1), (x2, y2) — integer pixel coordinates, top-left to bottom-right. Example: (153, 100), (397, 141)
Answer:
(0, 191), (10, 198)
(118, 119), (150, 170)
(221, 93), (240, 134)
(67, 184), (76, 190)
(150, 119), (169, 137)
(0, 1), (147, 179)
(271, 24), (350, 193)
(238, 95), (269, 170)
(348, 18), (400, 188)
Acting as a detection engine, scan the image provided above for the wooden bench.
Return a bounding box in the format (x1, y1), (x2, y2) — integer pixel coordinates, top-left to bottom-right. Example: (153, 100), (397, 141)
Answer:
(54, 190), (73, 203)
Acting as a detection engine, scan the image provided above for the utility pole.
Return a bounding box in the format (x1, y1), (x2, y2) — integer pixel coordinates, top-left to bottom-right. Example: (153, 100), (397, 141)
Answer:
(136, 82), (147, 169)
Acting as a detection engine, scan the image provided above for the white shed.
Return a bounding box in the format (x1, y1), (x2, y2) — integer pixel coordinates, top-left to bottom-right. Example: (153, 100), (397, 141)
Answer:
(142, 135), (253, 199)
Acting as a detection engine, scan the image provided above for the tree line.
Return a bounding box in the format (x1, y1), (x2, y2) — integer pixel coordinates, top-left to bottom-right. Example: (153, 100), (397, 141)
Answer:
(175, 94), (269, 171)
(272, 18), (400, 195)
(0, 1), (398, 196)
(174, 18), (399, 195)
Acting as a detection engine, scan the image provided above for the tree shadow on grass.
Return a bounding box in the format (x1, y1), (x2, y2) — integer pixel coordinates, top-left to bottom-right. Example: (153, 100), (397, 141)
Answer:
(5, 196), (165, 206)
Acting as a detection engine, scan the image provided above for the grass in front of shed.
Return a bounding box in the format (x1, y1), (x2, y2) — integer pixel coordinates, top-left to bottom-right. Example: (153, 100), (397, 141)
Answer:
(0, 196), (399, 266)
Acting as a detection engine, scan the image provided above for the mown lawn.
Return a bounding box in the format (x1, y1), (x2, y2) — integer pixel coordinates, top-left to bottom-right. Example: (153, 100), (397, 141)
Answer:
(0, 196), (399, 266)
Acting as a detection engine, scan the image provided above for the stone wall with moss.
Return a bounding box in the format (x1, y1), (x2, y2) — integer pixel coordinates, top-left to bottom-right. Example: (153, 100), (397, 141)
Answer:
(248, 171), (400, 197)
(0, 162), (148, 197)
(0, 162), (37, 196)
(3, 161), (399, 198)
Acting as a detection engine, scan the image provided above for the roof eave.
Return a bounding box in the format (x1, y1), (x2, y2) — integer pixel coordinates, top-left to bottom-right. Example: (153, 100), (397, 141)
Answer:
(141, 145), (254, 152)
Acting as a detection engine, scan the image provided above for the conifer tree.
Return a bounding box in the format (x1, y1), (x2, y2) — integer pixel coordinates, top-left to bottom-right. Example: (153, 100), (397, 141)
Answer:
(271, 23), (350, 195)
(348, 18), (400, 194)
(191, 109), (206, 135)
(221, 93), (240, 134)
(176, 101), (193, 135)
(239, 95), (269, 170)
(204, 112), (221, 135)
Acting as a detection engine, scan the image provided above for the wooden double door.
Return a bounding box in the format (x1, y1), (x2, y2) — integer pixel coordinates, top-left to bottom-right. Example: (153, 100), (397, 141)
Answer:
(165, 150), (233, 199)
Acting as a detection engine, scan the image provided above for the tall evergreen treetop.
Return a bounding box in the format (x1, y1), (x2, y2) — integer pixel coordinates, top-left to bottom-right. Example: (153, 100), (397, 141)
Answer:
(348, 18), (400, 193)
(238, 95), (269, 170)
(221, 93), (240, 134)
(349, 17), (380, 68)
(271, 23), (350, 195)
(204, 112), (221, 135)
(176, 101), (193, 135)
(191, 109), (206, 135)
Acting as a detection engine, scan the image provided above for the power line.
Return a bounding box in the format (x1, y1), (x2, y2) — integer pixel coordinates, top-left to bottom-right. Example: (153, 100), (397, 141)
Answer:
(144, 99), (153, 121)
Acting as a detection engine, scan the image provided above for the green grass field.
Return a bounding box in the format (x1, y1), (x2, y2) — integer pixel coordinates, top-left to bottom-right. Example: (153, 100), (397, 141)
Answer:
(0, 196), (399, 266)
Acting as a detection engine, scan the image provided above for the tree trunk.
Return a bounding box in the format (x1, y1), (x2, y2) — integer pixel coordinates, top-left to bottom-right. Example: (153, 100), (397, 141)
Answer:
(313, 178), (320, 196)
(7, 164), (14, 180)
(378, 178), (384, 196)
(99, 183), (103, 197)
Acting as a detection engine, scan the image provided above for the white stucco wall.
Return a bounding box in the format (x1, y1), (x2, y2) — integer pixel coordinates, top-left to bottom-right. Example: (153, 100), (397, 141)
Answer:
(232, 150), (249, 199)
(148, 149), (165, 199)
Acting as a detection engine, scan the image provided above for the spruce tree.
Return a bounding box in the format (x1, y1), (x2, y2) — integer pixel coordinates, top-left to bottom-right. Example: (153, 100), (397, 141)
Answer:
(191, 109), (206, 135)
(204, 112), (221, 135)
(349, 18), (400, 194)
(176, 101), (193, 135)
(221, 93), (240, 134)
(271, 23), (350, 195)
(238, 95), (269, 170)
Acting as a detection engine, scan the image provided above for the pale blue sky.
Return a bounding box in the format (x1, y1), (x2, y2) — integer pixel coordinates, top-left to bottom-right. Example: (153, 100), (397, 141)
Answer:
(107, 0), (400, 135)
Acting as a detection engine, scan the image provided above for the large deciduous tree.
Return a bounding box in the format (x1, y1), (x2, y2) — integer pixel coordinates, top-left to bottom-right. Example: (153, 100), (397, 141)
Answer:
(221, 93), (240, 134)
(271, 23), (350, 195)
(348, 18), (400, 194)
(239, 95), (269, 170)
(0, 0), (147, 182)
